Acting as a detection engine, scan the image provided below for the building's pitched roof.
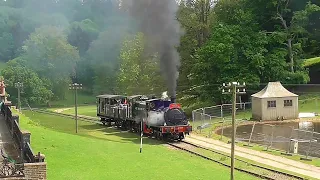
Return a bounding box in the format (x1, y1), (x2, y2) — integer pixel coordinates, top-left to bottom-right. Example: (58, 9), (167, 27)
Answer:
(251, 82), (298, 98)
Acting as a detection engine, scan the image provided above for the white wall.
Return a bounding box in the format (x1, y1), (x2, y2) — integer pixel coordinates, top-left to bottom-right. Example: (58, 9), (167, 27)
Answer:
(261, 97), (298, 120)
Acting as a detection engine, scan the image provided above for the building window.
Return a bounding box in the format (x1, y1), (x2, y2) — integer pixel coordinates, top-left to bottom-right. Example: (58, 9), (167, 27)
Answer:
(284, 100), (293, 107)
(267, 101), (276, 108)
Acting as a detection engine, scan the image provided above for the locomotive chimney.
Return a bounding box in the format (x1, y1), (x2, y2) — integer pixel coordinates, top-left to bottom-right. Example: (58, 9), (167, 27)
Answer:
(171, 96), (176, 103)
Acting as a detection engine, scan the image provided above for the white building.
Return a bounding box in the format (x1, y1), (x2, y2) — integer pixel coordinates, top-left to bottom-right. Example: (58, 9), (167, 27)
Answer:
(251, 82), (299, 121)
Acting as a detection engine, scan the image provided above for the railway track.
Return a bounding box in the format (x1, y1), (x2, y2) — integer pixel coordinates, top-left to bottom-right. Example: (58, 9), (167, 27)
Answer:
(23, 108), (102, 125)
(167, 141), (305, 180)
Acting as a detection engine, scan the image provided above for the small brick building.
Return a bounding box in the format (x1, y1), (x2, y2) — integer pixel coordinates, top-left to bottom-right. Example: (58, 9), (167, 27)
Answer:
(251, 82), (299, 121)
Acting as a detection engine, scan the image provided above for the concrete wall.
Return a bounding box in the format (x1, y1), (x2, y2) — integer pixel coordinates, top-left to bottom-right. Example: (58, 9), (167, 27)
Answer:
(261, 97), (298, 120)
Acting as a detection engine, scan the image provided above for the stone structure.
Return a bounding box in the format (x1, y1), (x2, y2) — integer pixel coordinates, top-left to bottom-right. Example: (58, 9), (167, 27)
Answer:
(251, 82), (299, 121)
(0, 78), (11, 105)
(1, 86), (46, 180)
(23, 162), (47, 180)
(0, 78), (6, 101)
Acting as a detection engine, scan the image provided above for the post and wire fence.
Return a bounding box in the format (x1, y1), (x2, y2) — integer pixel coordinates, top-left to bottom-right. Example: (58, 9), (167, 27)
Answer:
(191, 100), (320, 160)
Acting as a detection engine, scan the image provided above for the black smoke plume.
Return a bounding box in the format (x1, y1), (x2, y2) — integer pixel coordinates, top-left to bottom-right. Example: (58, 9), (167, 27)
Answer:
(127, 0), (184, 97)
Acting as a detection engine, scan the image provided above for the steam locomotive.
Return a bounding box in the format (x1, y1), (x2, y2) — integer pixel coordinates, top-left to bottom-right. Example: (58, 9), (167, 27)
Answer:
(96, 94), (192, 141)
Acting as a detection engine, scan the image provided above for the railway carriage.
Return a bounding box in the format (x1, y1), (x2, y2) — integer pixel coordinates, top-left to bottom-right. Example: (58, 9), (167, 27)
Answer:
(96, 94), (126, 126)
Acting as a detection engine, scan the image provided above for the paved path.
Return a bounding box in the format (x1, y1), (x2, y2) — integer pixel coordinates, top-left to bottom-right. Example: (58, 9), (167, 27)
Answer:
(186, 134), (320, 179)
(0, 115), (20, 161)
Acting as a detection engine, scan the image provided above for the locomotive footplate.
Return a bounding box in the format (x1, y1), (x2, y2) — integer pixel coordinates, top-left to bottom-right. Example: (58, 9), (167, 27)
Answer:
(160, 125), (192, 134)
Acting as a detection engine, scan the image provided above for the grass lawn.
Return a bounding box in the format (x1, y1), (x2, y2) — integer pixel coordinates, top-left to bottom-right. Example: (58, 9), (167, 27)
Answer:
(303, 56), (320, 67)
(19, 110), (257, 180)
(299, 94), (320, 113)
(32, 91), (96, 109)
(61, 105), (97, 117)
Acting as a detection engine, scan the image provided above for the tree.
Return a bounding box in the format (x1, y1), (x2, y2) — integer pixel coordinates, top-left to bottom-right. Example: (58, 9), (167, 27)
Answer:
(176, 0), (214, 95)
(1, 58), (53, 105)
(0, 7), (18, 61)
(117, 33), (165, 95)
(21, 26), (80, 99)
(67, 19), (99, 56)
(86, 26), (132, 94)
(274, 0), (320, 72)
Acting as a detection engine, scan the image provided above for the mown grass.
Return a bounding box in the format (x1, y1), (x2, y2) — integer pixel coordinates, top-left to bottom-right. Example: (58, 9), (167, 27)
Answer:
(48, 91), (96, 107)
(61, 105), (97, 117)
(299, 94), (320, 113)
(19, 110), (258, 180)
(303, 57), (320, 67)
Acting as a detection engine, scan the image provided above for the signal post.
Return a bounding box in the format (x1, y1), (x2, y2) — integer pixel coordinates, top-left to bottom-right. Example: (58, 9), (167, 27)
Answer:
(69, 83), (82, 133)
(222, 82), (246, 180)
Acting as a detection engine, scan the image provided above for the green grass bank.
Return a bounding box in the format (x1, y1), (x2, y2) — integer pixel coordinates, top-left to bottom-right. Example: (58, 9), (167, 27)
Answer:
(19, 110), (257, 180)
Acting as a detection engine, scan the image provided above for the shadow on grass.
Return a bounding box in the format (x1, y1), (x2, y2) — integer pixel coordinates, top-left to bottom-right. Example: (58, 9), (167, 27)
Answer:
(80, 123), (163, 145)
(23, 110), (163, 146)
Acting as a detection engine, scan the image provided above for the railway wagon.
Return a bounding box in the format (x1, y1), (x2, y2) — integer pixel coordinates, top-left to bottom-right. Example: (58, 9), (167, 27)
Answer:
(96, 94), (126, 126)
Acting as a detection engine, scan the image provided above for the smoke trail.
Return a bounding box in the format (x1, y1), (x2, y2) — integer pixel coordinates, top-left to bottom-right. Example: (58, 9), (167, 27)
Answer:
(127, 0), (184, 97)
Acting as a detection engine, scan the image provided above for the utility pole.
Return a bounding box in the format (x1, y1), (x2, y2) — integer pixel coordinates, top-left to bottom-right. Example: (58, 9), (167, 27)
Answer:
(222, 82), (246, 180)
(69, 83), (82, 133)
(14, 82), (23, 112)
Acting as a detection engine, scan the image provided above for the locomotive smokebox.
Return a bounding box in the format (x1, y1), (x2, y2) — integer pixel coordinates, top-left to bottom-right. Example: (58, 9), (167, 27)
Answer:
(171, 96), (176, 103)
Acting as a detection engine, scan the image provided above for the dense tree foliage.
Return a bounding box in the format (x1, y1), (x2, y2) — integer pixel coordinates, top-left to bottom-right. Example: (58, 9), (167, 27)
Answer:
(1, 58), (53, 104)
(178, 0), (320, 104)
(0, 0), (319, 106)
(117, 33), (165, 95)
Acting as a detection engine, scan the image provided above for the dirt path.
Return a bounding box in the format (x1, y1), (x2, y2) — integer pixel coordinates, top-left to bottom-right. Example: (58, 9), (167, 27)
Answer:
(54, 108), (71, 113)
(186, 134), (320, 179)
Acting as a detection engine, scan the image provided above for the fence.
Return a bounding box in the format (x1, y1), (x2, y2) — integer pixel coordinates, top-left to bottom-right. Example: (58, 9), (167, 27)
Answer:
(230, 123), (320, 158)
(191, 102), (251, 138)
(192, 102), (320, 159)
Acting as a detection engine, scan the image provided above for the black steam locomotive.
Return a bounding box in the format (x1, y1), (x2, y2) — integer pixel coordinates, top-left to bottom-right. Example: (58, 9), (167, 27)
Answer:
(96, 94), (192, 140)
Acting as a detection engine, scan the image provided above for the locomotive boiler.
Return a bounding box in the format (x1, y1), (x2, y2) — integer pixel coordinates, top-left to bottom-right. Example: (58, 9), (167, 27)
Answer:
(145, 97), (187, 127)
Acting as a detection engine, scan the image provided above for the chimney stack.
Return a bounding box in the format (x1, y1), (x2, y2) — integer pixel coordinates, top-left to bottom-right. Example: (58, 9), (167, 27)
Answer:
(170, 96), (176, 103)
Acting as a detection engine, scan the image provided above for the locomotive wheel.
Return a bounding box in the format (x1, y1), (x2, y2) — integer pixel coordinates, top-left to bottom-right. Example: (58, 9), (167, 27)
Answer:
(157, 132), (163, 140)
(107, 119), (112, 127)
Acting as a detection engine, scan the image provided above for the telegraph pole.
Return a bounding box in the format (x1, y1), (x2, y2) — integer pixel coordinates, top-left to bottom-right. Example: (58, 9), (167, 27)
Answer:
(69, 83), (82, 133)
(222, 82), (246, 180)
(14, 82), (23, 112)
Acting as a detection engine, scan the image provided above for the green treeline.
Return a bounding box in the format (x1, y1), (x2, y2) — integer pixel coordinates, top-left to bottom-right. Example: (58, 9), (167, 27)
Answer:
(0, 0), (319, 107)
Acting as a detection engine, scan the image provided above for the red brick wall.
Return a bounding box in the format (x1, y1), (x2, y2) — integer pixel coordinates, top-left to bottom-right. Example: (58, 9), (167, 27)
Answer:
(24, 162), (47, 180)
(2, 162), (47, 180)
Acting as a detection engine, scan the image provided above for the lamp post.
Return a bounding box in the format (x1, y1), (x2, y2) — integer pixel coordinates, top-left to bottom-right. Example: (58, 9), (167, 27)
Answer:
(14, 82), (23, 112)
(222, 82), (246, 180)
(69, 83), (82, 133)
